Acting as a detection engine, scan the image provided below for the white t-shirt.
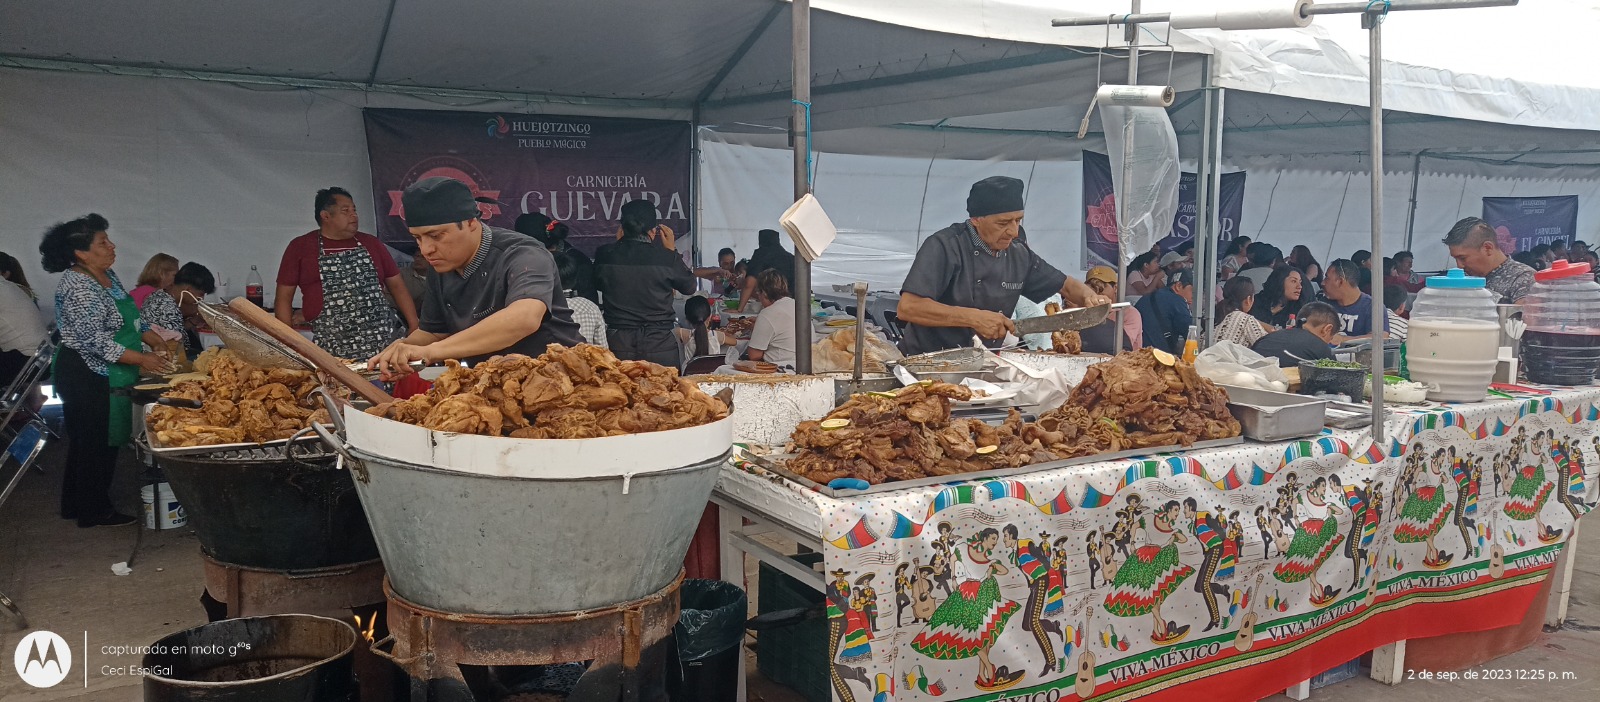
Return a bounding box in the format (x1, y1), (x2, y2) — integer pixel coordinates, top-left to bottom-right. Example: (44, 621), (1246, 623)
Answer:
(748, 297), (798, 368)
(0, 280), (46, 354)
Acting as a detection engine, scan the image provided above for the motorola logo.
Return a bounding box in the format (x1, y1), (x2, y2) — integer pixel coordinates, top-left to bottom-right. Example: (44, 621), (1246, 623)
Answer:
(13, 630), (71, 688)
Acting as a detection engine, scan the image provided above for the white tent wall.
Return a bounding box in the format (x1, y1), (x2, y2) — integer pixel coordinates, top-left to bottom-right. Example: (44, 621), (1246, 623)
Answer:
(698, 136), (1083, 292)
(700, 138), (1600, 291)
(0, 67), (683, 316)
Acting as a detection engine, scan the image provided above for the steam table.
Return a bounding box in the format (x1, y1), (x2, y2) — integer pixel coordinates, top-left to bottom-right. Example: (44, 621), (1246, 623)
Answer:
(714, 386), (1597, 702)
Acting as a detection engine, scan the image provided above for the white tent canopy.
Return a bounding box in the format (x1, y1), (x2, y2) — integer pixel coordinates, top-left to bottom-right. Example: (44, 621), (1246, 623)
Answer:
(4, 0), (1600, 308)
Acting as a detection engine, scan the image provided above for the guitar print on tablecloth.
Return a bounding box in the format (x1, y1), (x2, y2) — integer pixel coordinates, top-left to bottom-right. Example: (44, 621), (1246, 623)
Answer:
(811, 387), (1600, 702)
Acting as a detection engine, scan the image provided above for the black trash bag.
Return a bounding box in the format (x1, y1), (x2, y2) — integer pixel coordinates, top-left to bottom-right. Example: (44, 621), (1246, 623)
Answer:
(674, 579), (748, 661)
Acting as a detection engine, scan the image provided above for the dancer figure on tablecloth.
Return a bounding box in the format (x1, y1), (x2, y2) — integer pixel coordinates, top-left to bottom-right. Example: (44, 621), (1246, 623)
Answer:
(1555, 438), (1592, 521)
(1255, 505), (1279, 559)
(1184, 498), (1237, 632)
(1506, 431), (1560, 543)
(1273, 476), (1346, 605)
(842, 574), (880, 655)
(1006, 525), (1066, 676)
(1103, 500), (1195, 644)
(1395, 448), (1458, 569)
(826, 569), (864, 702)
(894, 563), (915, 627)
(1448, 448), (1483, 557)
(1339, 476), (1383, 591)
(911, 528), (1024, 692)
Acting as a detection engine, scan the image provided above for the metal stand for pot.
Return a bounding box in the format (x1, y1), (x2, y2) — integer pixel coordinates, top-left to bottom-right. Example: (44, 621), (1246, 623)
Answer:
(201, 553), (386, 618)
(376, 571), (683, 702)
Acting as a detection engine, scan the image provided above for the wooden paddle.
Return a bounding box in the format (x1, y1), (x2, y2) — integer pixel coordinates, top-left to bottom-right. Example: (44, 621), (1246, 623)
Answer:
(226, 298), (395, 406)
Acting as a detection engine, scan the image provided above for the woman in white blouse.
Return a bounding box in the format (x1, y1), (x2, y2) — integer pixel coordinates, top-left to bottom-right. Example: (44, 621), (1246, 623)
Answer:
(1214, 277), (1272, 347)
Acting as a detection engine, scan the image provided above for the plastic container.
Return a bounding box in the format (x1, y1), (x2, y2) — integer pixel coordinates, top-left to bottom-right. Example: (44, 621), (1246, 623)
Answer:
(1405, 269), (1500, 402)
(1521, 259), (1600, 385)
(141, 482), (187, 530)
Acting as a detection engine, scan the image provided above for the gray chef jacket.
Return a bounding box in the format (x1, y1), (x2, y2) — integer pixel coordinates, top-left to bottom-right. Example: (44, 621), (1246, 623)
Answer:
(897, 222), (1068, 356)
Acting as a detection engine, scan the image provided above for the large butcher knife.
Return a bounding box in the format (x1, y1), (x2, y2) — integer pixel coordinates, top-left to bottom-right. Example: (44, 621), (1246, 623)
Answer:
(1012, 302), (1129, 336)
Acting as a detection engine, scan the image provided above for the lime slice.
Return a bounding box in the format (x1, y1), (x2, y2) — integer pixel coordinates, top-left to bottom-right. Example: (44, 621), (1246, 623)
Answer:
(975, 445), (998, 455)
(821, 418), (851, 430)
(1151, 348), (1176, 366)
(867, 391), (898, 398)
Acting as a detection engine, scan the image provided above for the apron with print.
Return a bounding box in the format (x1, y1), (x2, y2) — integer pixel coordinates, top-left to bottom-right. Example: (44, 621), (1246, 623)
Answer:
(49, 287), (142, 446)
(312, 237), (396, 360)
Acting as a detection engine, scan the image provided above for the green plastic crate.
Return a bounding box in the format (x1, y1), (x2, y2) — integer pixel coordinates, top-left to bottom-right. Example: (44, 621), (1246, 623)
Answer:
(756, 553), (831, 702)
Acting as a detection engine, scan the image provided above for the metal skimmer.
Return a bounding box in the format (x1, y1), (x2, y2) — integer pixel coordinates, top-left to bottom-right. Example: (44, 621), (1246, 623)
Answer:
(182, 292), (311, 370)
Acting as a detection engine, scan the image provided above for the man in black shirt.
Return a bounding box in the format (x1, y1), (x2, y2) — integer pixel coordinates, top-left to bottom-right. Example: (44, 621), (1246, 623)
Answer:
(739, 229), (795, 310)
(595, 199), (698, 367)
(897, 176), (1106, 356)
(1251, 301), (1339, 368)
(370, 176), (583, 376)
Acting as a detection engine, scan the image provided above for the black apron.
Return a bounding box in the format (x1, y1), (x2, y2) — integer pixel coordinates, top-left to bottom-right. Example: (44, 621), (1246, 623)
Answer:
(312, 236), (397, 360)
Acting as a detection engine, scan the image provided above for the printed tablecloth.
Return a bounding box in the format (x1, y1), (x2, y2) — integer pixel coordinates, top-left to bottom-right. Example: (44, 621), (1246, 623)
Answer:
(804, 388), (1599, 702)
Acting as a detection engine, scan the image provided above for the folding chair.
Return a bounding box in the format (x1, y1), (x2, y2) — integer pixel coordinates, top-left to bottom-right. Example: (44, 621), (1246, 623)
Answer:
(0, 419), (48, 627)
(0, 339), (55, 440)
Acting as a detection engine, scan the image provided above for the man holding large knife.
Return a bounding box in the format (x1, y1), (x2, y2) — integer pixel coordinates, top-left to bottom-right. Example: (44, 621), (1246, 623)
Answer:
(369, 177), (582, 377)
(896, 176), (1108, 356)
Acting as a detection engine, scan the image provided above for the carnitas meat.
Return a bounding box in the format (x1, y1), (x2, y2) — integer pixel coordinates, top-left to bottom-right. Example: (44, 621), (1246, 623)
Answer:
(786, 383), (1046, 485)
(1064, 347), (1240, 448)
(147, 350), (330, 447)
(1043, 302), (1082, 355)
(367, 344), (729, 438)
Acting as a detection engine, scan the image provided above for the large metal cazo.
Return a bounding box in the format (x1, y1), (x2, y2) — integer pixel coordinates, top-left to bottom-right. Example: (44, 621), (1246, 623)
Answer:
(311, 395), (733, 615)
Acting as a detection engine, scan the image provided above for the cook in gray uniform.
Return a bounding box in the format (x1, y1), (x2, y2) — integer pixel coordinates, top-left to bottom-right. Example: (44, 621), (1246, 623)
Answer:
(370, 176), (582, 376)
(897, 176), (1107, 356)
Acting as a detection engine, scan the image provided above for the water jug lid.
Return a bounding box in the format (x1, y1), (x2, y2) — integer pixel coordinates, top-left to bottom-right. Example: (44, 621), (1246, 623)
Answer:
(1425, 268), (1485, 289)
(1534, 258), (1591, 281)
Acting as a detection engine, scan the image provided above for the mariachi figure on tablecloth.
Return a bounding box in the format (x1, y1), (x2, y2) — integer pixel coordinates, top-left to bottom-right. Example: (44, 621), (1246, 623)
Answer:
(1448, 448), (1483, 558)
(1273, 475), (1346, 606)
(1111, 494), (1147, 559)
(1510, 426), (1529, 463)
(855, 573), (881, 633)
(1395, 448), (1457, 569)
(907, 557), (941, 624)
(1506, 430), (1559, 544)
(1085, 530), (1104, 589)
(1554, 437), (1592, 521)
(1255, 505), (1281, 560)
(1339, 476), (1384, 591)
(1006, 525), (1067, 677)
(911, 527), (1024, 692)
(1103, 499), (1195, 644)
(1183, 498), (1238, 633)
(1275, 471), (1303, 533)
(894, 562), (915, 627)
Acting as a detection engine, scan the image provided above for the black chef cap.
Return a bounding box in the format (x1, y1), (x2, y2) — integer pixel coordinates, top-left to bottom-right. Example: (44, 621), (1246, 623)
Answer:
(966, 176), (1026, 218)
(402, 177), (484, 227)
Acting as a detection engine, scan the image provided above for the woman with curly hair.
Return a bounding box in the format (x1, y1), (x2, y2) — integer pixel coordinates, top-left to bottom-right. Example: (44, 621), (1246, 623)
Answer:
(41, 214), (170, 527)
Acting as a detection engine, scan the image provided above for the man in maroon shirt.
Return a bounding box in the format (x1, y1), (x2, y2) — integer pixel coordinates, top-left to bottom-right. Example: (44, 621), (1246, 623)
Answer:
(275, 187), (418, 360)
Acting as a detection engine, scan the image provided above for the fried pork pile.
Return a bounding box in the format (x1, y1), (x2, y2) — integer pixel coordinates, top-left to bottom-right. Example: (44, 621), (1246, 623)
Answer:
(148, 350), (328, 447)
(783, 349), (1241, 485)
(1065, 347), (1240, 448)
(366, 344), (729, 439)
(1043, 302), (1083, 355)
(787, 383), (1050, 484)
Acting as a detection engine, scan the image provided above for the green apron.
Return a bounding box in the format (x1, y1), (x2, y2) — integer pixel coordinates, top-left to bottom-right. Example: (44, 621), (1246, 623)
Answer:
(105, 295), (143, 447)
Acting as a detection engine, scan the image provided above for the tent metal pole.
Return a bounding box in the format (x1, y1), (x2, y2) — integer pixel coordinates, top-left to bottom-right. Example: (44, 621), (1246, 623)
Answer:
(1052, 0), (1516, 26)
(792, 0), (813, 374)
(1403, 150), (1428, 252)
(1113, 0), (1140, 356)
(691, 107), (703, 270)
(1206, 87), (1226, 343)
(1367, 10), (1387, 444)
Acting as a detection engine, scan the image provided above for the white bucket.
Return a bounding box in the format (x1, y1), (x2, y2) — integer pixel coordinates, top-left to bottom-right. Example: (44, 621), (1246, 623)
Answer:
(141, 482), (187, 530)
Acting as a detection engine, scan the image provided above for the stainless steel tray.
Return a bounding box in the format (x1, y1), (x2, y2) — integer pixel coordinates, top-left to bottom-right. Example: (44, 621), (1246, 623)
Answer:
(1221, 385), (1328, 442)
(141, 403), (327, 459)
(749, 436), (1244, 497)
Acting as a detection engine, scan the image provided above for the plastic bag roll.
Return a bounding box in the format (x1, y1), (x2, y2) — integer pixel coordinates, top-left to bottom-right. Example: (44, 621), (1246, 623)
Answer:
(1095, 84), (1175, 108)
(1169, 0), (1314, 30)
